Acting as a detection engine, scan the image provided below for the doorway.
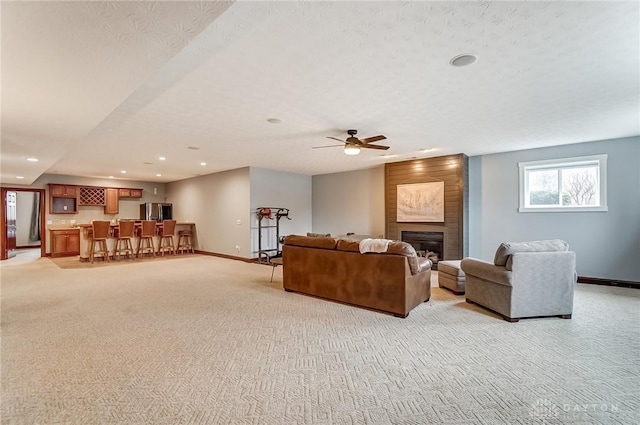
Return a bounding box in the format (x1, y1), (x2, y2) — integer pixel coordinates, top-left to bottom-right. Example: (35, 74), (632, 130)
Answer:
(1, 188), (46, 261)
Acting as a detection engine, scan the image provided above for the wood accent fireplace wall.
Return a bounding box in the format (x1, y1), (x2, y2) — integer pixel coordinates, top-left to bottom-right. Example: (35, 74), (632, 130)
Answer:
(385, 153), (469, 261)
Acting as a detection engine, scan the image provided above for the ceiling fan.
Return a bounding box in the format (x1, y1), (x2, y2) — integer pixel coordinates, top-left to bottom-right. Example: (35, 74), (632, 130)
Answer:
(313, 129), (389, 155)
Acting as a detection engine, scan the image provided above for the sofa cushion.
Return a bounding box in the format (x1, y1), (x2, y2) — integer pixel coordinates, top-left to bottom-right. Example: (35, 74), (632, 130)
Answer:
(494, 239), (569, 266)
(336, 239), (360, 252)
(284, 235), (337, 250)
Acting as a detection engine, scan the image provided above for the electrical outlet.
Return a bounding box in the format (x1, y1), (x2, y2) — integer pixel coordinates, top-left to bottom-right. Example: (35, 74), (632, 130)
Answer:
(235, 245), (240, 253)
(236, 219), (241, 225)
(47, 220), (52, 225)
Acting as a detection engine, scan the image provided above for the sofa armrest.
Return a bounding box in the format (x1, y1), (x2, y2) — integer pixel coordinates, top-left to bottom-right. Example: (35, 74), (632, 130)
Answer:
(460, 258), (512, 286)
(509, 251), (576, 316)
(511, 251), (577, 287)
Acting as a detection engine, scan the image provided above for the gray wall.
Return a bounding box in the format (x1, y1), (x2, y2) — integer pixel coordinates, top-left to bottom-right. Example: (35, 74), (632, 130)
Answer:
(312, 166), (385, 238)
(468, 137), (640, 281)
(165, 166), (312, 259)
(250, 167), (312, 255)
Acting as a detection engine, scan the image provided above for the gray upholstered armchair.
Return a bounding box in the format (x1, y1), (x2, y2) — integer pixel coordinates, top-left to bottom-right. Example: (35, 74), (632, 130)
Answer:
(460, 240), (576, 322)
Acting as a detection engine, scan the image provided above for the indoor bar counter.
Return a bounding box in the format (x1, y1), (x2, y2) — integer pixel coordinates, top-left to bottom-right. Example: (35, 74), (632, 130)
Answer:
(77, 221), (195, 261)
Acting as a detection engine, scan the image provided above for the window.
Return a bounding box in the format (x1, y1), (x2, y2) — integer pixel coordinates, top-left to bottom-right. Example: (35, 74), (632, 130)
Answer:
(519, 154), (607, 212)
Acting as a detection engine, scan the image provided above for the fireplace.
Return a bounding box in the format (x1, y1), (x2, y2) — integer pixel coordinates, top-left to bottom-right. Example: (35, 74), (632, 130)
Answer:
(401, 231), (444, 270)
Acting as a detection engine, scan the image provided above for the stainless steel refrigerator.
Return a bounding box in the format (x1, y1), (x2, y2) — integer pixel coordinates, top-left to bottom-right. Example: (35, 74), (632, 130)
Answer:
(140, 203), (172, 222)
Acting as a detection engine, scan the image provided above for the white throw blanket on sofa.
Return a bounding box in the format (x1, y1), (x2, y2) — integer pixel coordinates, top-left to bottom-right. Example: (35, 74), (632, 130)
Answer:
(359, 238), (391, 254)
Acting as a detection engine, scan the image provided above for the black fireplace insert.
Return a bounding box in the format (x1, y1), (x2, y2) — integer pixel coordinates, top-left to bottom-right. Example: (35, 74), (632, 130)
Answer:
(401, 231), (444, 270)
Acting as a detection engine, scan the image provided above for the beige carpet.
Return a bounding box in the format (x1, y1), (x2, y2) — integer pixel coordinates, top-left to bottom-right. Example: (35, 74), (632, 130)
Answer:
(1, 254), (638, 424)
(49, 253), (200, 269)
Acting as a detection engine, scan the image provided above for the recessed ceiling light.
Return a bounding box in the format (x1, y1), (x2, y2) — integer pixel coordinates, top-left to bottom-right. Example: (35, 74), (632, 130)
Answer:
(267, 118), (282, 124)
(200, 162), (207, 166)
(120, 170), (127, 174)
(156, 173), (162, 177)
(16, 176), (24, 179)
(380, 154), (398, 159)
(187, 146), (200, 150)
(108, 176), (114, 179)
(158, 156), (166, 161)
(143, 162), (153, 165)
(26, 158), (38, 162)
(450, 54), (477, 67)
(420, 148), (437, 153)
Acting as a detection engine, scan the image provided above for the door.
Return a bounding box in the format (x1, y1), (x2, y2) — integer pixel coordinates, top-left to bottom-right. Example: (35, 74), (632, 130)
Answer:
(6, 191), (17, 259)
(1, 188), (45, 261)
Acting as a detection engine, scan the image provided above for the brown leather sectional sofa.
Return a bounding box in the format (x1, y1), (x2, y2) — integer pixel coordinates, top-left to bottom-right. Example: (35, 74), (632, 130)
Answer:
(282, 235), (432, 318)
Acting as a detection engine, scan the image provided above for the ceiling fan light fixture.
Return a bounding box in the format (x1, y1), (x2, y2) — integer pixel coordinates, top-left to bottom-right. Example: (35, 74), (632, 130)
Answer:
(344, 145), (361, 155)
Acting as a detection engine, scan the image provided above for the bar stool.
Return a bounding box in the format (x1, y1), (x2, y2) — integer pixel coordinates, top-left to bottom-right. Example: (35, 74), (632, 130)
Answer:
(136, 220), (157, 258)
(114, 220), (135, 260)
(157, 220), (176, 255)
(177, 229), (194, 254)
(89, 220), (111, 263)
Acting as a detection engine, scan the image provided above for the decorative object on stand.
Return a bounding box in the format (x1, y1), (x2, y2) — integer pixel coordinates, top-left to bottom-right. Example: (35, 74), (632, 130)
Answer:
(256, 207), (291, 264)
(313, 129), (389, 155)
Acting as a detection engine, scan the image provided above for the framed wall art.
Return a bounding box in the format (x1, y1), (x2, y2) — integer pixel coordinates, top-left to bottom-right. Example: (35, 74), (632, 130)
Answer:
(397, 182), (444, 222)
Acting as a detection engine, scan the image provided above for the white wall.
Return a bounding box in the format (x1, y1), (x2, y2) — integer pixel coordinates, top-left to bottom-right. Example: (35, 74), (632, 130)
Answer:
(250, 167), (312, 256)
(166, 168), (251, 257)
(468, 137), (640, 281)
(312, 166), (385, 238)
(16, 192), (39, 246)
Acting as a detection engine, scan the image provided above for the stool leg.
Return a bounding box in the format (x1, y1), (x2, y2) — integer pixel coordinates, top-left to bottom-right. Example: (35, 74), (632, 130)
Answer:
(271, 265), (276, 282)
(127, 239), (134, 259)
(90, 240), (95, 263)
(102, 240), (109, 262)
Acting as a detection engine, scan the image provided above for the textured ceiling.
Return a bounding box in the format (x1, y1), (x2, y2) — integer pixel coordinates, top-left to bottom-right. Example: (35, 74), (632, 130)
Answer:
(2, 1), (639, 185)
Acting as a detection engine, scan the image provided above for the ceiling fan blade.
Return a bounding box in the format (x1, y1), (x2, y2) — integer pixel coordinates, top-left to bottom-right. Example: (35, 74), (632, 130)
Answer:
(360, 135), (386, 144)
(312, 144), (343, 149)
(326, 136), (345, 143)
(361, 144), (390, 150)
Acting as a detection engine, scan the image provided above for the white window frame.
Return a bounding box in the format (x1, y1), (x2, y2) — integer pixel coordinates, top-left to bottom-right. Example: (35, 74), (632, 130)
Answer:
(518, 154), (608, 212)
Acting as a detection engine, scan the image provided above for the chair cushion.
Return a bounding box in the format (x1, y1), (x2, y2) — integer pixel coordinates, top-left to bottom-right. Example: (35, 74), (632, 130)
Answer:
(494, 240), (569, 266)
